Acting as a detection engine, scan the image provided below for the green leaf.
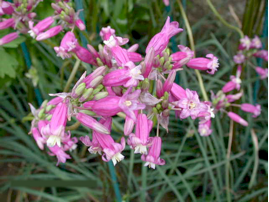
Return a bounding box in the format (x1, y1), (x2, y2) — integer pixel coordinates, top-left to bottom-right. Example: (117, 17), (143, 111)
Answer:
(0, 48), (18, 78)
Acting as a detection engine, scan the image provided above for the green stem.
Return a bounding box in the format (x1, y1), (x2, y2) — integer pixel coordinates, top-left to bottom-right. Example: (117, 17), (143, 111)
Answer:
(206, 0), (244, 38)
(64, 59), (81, 92)
(225, 119), (233, 202)
(141, 165), (147, 202)
(128, 151), (134, 190)
(177, 0), (209, 101)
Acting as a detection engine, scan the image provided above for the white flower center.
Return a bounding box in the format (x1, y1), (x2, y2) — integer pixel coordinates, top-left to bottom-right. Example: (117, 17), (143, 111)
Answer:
(188, 101), (196, 110)
(125, 100), (132, 107)
(144, 161), (156, 169)
(134, 145), (147, 154)
(112, 152), (124, 165)
(47, 135), (61, 147)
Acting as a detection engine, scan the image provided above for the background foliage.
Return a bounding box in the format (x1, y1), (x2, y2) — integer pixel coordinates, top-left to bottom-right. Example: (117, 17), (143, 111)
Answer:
(0, 0), (268, 201)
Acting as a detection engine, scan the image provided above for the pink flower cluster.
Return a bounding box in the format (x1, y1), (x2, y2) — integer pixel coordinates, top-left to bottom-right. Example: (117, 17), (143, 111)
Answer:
(233, 35), (268, 80)
(28, 17), (223, 169)
(0, 0), (85, 46)
(211, 64), (261, 126)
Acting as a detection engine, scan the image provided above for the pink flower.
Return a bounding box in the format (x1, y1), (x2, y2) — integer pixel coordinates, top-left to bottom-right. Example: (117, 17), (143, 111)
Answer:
(111, 46), (130, 66)
(0, 18), (15, 30)
(233, 52), (245, 64)
(177, 89), (202, 119)
(54, 31), (78, 59)
(89, 118), (125, 165)
(100, 26), (116, 41)
(76, 112), (110, 134)
(162, 70), (176, 95)
(141, 137), (165, 169)
(127, 114), (153, 154)
(241, 103), (261, 118)
(118, 88), (146, 121)
(48, 145), (71, 166)
(253, 50), (268, 61)
(227, 112), (248, 126)
(80, 135), (102, 155)
(75, 19), (85, 30)
(198, 120), (212, 136)
(72, 45), (96, 65)
(255, 67), (268, 79)
(1, 1), (14, 15)
(186, 54), (219, 74)
(80, 118), (112, 154)
(36, 25), (63, 41)
(124, 111), (138, 136)
(103, 62), (144, 87)
(146, 17), (183, 56)
(0, 32), (19, 46)
(239, 36), (251, 50)
(170, 83), (187, 100)
(91, 96), (122, 117)
(163, 0), (169, 6)
(222, 66), (242, 93)
(28, 17), (54, 38)
(41, 102), (68, 148)
(171, 45), (194, 69)
(143, 47), (155, 78)
(250, 36), (262, 49)
(31, 127), (46, 150)
(226, 91), (243, 103)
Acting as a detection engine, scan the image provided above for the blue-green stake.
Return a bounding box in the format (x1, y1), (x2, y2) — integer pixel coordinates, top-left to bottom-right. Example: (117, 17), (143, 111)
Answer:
(253, 1), (268, 104)
(74, 0), (88, 48)
(21, 42), (43, 105)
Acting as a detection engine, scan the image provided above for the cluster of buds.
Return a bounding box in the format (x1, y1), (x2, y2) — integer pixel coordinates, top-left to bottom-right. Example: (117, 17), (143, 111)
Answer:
(0, 0), (85, 46)
(29, 17), (224, 169)
(211, 64), (261, 126)
(233, 35), (268, 79)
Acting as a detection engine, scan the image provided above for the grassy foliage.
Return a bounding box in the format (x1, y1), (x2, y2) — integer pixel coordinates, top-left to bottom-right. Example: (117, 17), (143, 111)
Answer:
(0, 0), (267, 201)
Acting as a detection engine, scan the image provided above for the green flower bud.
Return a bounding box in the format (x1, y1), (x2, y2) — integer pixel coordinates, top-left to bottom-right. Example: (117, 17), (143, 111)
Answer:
(79, 110), (96, 116)
(90, 76), (103, 88)
(159, 57), (165, 66)
(38, 108), (45, 118)
(94, 92), (108, 100)
(41, 100), (48, 108)
(74, 82), (86, 97)
(93, 84), (104, 95)
(96, 58), (104, 66)
(79, 88), (93, 102)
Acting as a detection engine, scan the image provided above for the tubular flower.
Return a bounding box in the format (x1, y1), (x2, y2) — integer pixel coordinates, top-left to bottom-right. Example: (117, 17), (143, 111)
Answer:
(141, 137), (165, 169)
(186, 54), (219, 74)
(228, 112), (248, 126)
(42, 102), (68, 147)
(128, 113), (153, 154)
(255, 67), (268, 79)
(241, 103), (261, 118)
(171, 45), (194, 69)
(54, 31), (78, 59)
(146, 16), (183, 56)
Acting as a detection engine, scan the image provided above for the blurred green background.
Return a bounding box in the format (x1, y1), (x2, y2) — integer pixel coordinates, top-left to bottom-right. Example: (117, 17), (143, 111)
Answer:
(0, 0), (268, 201)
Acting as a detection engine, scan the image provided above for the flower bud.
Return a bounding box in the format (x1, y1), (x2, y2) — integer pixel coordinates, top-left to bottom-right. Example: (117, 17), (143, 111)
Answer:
(94, 92), (108, 100)
(72, 82), (86, 98)
(79, 88), (93, 102)
(228, 112), (248, 126)
(0, 32), (19, 46)
(75, 19), (86, 30)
